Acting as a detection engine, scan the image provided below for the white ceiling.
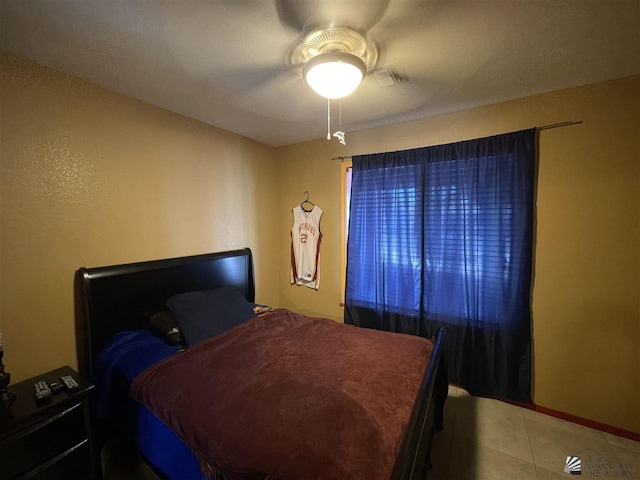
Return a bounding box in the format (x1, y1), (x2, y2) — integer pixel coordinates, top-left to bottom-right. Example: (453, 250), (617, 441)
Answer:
(1, 0), (639, 147)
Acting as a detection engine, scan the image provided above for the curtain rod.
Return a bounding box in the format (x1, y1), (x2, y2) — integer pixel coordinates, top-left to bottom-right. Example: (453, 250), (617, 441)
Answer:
(331, 120), (583, 161)
(537, 120), (583, 130)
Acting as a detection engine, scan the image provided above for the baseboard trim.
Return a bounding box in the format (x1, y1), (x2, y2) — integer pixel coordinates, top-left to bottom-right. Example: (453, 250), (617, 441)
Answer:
(500, 397), (640, 442)
(450, 384), (639, 442)
(528, 404), (640, 442)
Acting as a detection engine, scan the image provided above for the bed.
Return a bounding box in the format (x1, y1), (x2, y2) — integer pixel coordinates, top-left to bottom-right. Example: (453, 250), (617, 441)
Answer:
(75, 248), (447, 480)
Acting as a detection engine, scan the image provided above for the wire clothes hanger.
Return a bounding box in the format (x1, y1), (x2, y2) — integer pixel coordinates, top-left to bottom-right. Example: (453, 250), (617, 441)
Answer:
(300, 191), (315, 212)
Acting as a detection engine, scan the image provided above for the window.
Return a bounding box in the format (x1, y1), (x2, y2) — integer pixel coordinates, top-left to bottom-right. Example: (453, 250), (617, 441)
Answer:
(345, 137), (533, 326)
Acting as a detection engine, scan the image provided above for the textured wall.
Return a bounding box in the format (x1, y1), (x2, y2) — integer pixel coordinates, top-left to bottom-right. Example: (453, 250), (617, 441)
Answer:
(0, 53), (279, 382)
(276, 76), (640, 433)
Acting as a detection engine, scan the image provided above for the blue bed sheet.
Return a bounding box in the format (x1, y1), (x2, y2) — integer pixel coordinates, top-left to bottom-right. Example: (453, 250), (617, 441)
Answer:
(94, 330), (207, 480)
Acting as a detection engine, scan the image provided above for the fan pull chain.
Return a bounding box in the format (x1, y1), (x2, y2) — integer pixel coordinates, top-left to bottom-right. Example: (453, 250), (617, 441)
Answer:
(333, 99), (346, 145)
(327, 98), (331, 140)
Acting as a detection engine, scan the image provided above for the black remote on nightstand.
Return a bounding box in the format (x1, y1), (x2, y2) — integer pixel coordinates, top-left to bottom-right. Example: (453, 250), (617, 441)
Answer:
(34, 380), (51, 402)
(59, 374), (78, 390)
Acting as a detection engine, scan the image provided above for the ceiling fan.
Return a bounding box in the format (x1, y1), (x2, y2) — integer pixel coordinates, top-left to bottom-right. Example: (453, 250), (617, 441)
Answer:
(292, 26), (379, 144)
(216, 0), (430, 145)
(273, 0), (406, 144)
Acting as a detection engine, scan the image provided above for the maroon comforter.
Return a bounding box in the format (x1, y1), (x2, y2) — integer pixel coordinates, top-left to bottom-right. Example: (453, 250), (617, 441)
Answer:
(131, 308), (435, 480)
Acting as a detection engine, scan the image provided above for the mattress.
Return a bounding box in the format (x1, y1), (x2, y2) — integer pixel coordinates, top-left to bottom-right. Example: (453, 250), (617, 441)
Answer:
(93, 329), (207, 479)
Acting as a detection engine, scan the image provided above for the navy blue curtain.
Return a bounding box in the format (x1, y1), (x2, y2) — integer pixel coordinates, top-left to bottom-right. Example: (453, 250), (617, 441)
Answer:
(344, 129), (536, 403)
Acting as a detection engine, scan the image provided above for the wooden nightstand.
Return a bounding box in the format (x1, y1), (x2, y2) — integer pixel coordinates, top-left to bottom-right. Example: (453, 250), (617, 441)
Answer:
(0, 366), (101, 480)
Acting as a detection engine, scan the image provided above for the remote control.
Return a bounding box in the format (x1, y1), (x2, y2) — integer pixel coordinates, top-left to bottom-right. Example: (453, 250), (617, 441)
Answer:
(60, 374), (78, 391)
(34, 380), (52, 402)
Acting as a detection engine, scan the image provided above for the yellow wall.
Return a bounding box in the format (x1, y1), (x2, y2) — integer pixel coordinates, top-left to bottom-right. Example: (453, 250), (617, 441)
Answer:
(276, 76), (640, 433)
(0, 53), (280, 382)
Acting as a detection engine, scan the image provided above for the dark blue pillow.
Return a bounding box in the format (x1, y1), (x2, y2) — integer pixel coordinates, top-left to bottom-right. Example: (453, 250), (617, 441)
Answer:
(167, 287), (256, 346)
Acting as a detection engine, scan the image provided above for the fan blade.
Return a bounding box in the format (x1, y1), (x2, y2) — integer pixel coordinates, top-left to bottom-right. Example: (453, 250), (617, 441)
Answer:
(370, 1), (514, 82)
(276, 0), (391, 34)
(347, 76), (436, 122)
(156, 1), (299, 79)
(225, 67), (326, 124)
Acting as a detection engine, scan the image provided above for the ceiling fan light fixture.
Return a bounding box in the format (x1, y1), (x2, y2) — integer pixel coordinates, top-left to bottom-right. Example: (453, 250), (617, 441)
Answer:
(303, 52), (366, 99)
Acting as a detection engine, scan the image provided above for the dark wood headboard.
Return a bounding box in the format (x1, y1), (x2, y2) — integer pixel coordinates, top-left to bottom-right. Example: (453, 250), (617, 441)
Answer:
(74, 248), (255, 380)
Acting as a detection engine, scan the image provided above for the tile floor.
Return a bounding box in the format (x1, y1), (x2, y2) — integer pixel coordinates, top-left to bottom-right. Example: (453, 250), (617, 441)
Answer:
(430, 385), (640, 479)
(103, 385), (640, 479)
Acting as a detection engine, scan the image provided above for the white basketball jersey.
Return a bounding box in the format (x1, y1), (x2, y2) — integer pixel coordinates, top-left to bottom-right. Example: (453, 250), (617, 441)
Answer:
(290, 205), (323, 289)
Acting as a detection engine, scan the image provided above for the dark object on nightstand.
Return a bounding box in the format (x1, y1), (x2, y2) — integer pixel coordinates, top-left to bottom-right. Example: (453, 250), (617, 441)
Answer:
(0, 349), (17, 407)
(0, 366), (101, 480)
(48, 381), (64, 395)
